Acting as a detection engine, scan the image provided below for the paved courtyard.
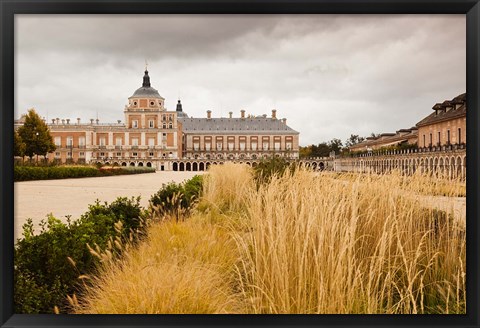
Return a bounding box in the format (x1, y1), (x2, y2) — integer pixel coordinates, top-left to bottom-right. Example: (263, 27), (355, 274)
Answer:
(14, 171), (203, 240)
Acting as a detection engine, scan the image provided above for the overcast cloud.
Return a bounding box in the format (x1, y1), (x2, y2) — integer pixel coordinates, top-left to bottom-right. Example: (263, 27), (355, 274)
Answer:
(15, 14), (465, 146)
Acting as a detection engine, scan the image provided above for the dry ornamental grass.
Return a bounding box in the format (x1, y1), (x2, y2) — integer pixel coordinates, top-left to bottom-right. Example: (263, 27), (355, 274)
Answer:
(72, 164), (466, 314)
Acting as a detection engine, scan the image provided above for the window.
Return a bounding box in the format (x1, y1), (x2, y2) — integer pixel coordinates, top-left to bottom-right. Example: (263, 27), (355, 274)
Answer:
(79, 152), (85, 158)
(149, 120), (154, 128)
(163, 123), (167, 129)
(150, 101), (155, 106)
(251, 142), (257, 151)
(54, 136), (61, 147)
(216, 142), (223, 151)
(66, 137), (73, 147)
(423, 135), (426, 148)
(149, 152), (154, 157)
(132, 152), (138, 157)
(458, 128), (462, 144)
(79, 137), (86, 147)
(429, 133), (432, 146)
(100, 152), (105, 157)
(274, 142), (281, 151)
(116, 152), (121, 157)
(286, 142), (292, 150)
(205, 143), (211, 151)
(168, 123), (173, 129)
(99, 137), (106, 146)
(240, 142), (245, 151)
(148, 138), (155, 147)
(116, 138), (122, 146)
(438, 131), (441, 145)
(228, 142), (234, 151)
(447, 130), (450, 144)
(55, 152), (61, 158)
(132, 138), (139, 146)
(162, 133), (167, 140)
(132, 120), (138, 128)
(263, 142), (269, 151)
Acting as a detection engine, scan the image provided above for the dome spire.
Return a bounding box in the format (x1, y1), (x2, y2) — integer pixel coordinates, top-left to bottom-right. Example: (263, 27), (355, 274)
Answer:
(176, 99), (183, 112)
(142, 68), (151, 88)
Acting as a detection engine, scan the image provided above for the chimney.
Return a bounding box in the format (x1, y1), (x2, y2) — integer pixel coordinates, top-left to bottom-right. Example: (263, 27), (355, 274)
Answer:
(96, 119), (99, 124)
(56, 118), (60, 125)
(77, 118), (81, 124)
(66, 119), (70, 124)
(207, 110), (212, 119)
(51, 119), (55, 124)
(240, 110), (245, 119)
(90, 119), (94, 125)
(229, 111), (233, 118)
(272, 109), (277, 119)
(61, 119), (65, 125)
(117, 120), (121, 124)
(282, 118), (287, 125)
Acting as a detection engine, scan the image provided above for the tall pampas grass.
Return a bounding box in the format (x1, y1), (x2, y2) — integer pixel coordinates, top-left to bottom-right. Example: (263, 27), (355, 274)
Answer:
(74, 164), (465, 314)
(234, 168), (465, 314)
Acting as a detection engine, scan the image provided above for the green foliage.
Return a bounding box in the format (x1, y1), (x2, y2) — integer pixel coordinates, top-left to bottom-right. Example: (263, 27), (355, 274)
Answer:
(345, 134), (365, 148)
(17, 109), (56, 159)
(300, 138), (343, 159)
(253, 156), (292, 184)
(149, 175), (203, 221)
(14, 197), (148, 313)
(14, 130), (26, 158)
(14, 165), (155, 182)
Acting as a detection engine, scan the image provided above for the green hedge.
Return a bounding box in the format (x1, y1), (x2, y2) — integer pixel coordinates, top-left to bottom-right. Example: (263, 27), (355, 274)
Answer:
(14, 166), (155, 182)
(149, 175), (203, 221)
(14, 197), (148, 313)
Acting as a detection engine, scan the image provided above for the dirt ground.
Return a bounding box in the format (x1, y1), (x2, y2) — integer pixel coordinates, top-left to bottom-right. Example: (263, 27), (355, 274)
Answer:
(14, 171), (203, 241)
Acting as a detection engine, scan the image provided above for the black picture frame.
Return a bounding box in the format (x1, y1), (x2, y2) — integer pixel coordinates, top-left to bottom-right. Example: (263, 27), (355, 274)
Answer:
(1, 1), (479, 327)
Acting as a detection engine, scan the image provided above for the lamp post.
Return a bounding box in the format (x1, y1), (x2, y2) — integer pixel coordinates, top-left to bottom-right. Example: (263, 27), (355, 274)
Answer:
(35, 132), (39, 164)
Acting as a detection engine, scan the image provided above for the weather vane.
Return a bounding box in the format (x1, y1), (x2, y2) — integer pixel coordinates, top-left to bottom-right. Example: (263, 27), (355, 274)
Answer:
(145, 59), (148, 71)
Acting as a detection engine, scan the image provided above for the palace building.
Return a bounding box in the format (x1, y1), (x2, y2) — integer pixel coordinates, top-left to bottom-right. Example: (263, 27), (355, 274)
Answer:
(16, 69), (299, 171)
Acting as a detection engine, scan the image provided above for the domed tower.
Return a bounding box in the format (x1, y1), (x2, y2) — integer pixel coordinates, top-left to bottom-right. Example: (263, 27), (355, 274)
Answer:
(125, 69), (165, 129)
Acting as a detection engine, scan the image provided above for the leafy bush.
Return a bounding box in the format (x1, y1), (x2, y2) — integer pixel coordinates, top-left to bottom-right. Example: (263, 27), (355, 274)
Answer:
(14, 165), (155, 181)
(14, 197), (148, 313)
(149, 175), (203, 221)
(253, 157), (292, 184)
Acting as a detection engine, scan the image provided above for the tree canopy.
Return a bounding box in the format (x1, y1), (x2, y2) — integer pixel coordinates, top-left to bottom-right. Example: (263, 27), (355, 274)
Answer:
(17, 109), (56, 159)
(14, 130), (26, 158)
(345, 134), (365, 148)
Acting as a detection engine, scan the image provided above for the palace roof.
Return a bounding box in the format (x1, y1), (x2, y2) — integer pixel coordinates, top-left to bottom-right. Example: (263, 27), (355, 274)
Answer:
(416, 93), (466, 127)
(179, 117), (298, 134)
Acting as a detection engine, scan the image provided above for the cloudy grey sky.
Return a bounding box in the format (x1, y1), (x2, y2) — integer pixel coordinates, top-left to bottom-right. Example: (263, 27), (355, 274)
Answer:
(15, 15), (465, 146)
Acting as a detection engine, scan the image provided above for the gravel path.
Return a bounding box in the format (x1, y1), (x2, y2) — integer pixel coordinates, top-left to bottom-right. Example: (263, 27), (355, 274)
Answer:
(14, 171), (203, 240)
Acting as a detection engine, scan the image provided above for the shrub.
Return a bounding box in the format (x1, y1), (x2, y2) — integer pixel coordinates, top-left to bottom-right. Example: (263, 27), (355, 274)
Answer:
(252, 156), (292, 184)
(149, 175), (203, 221)
(14, 165), (155, 182)
(14, 197), (148, 313)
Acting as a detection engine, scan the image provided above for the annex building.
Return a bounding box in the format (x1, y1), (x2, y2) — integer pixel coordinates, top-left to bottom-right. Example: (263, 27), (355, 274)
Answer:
(16, 69), (300, 171)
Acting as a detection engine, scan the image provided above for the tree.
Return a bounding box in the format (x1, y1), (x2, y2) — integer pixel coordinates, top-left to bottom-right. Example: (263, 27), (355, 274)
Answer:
(345, 134), (365, 148)
(14, 130), (26, 158)
(299, 146), (312, 159)
(17, 109), (56, 160)
(310, 143), (331, 157)
(327, 138), (343, 154)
